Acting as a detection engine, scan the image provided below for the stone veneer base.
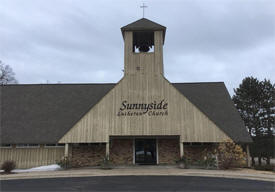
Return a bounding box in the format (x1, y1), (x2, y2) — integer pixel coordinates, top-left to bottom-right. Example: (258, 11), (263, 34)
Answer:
(70, 139), (218, 167)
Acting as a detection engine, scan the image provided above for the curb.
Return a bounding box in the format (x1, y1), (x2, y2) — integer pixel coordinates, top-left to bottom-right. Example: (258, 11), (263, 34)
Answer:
(1, 171), (274, 182)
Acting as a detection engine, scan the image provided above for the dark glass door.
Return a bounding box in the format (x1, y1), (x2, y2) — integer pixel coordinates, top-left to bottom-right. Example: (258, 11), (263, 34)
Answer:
(135, 139), (157, 165)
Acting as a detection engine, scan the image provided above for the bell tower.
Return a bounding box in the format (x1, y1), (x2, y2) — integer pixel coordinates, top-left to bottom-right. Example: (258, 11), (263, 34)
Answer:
(121, 18), (166, 76)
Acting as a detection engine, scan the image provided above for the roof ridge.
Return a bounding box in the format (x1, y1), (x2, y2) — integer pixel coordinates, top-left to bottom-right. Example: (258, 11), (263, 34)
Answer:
(1, 83), (117, 86)
(172, 82), (225, 84)
(121, 18), (166, 31)
(1, 82), (226, 87)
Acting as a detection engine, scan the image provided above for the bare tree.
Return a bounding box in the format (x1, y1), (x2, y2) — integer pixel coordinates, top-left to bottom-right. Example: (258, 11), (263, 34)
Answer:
(0, 60), (18, 84)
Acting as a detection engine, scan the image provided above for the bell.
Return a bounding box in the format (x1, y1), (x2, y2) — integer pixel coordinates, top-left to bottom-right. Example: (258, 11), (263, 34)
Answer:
(138, 45), (150, 52)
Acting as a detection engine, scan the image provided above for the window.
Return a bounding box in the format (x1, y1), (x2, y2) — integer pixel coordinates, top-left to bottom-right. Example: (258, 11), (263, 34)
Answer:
(16, 144), (39, 148)
(45, 144), (56, 147)
(28, 144), (40, 147)
(0, 144), (12, 148)
(45, 144), (65, 148)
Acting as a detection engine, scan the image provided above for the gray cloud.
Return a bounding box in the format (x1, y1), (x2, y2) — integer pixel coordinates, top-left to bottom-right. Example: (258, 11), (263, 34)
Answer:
(0, 0), (274, 95)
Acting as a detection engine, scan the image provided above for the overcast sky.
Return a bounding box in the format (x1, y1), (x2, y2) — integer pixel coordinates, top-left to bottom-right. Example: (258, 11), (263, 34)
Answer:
(0, 0), (274, 95)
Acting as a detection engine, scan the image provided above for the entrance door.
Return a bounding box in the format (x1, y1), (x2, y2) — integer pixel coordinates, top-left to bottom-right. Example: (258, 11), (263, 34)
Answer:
(135, 139), (157, 165)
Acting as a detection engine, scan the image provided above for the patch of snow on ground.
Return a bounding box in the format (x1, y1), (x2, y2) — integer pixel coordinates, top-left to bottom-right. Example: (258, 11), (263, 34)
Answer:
(11, 164), (61, 173)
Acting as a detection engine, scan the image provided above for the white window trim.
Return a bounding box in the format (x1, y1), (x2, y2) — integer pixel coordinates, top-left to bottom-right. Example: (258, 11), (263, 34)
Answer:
(16, 144), (40, 148)
(0, 144), (12, 148)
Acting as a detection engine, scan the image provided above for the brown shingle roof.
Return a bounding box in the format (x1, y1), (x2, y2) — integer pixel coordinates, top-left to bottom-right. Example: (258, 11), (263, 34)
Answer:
(0, 82), (252, 144)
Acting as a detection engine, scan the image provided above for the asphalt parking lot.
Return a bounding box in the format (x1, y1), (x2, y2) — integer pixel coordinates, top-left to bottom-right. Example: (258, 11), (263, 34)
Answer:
(1, 176), (274, 191)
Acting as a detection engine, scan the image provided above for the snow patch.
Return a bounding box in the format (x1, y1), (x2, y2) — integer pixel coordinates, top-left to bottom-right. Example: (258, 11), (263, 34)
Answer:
(0, 164), (61, 173)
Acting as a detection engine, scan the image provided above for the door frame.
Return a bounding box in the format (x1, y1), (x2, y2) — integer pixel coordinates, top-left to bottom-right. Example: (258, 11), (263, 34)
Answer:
(133, 137), (158, 165)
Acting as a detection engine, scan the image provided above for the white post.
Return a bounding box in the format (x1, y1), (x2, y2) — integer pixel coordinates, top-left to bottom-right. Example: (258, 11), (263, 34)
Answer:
(180, 142), (184, 158)
(246, 144), (251, 167)
(65, 143), (69, 158)
(106, 142), (110, 160)
(133, 138), (135, 164)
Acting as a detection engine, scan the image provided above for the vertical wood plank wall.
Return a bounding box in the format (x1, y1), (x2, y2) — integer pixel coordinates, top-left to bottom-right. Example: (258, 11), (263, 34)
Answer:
(59, 31), (231, 144)
(0, 146), (64, 168)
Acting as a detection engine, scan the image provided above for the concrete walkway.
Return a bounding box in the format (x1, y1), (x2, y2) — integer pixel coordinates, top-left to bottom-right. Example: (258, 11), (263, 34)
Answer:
(1, 166), (274, 182)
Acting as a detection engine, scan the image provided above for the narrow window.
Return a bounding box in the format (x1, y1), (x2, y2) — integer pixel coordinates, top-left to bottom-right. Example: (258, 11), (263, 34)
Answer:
(0, 144), (12, 148)
(28, 144), (40, 148)
(45, 144), (65, 148)
(45, 144), (56, 147)
(16, 144), (39, 148)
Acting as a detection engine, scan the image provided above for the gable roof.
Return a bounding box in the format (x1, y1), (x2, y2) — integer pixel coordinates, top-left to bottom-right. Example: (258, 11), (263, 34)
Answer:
(173, 82), (252, 143)
(121, 18), (166, 42)
(0, 82), (252, 144)
(0, 84), (115, 144)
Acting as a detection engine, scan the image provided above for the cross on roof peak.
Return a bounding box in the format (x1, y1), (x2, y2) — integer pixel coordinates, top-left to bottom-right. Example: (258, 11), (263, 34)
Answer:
(140, 3), (148, 18)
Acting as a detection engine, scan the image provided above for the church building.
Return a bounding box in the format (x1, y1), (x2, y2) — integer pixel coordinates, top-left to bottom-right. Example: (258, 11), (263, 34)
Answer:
(0, 18), (252, 168)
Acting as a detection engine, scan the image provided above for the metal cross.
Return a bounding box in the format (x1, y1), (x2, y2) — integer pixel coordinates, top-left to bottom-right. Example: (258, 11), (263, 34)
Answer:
(140, 3), (148, 18)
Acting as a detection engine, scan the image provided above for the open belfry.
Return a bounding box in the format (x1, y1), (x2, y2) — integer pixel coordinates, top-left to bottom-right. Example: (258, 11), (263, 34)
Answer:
(0, 18), (252, 168)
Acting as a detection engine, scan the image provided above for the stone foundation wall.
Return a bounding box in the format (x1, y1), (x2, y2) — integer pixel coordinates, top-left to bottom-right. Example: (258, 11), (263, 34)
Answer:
(158, 139), (180, 164)
(110, 139), (133, 165)
(184, 144), (247, 168)
(71, 144), (105, 167)
(70, 141), (218, 167)
(184, 144), (216, 162)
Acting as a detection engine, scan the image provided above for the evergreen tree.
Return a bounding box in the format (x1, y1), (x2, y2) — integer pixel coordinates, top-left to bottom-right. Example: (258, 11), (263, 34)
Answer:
(259, 79), (275, 136)
(232, 77), (274, 166)
(232, 77), (262, 136)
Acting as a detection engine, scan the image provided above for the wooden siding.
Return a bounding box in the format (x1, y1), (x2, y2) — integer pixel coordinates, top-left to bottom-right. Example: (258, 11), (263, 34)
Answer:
(0, 146), (64, 169)
(59, 31), (231, 143)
